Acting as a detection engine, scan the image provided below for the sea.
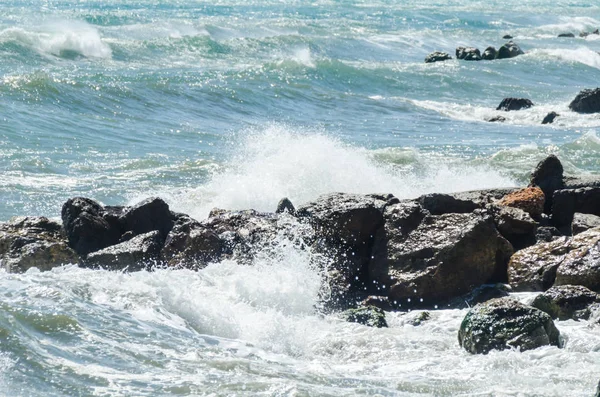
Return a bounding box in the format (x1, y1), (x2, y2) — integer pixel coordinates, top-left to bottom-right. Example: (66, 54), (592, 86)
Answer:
(1, 0), (600, 396)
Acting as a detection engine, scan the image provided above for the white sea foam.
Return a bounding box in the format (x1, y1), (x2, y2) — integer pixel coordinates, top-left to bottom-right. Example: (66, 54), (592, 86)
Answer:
(533, 47), (600, 69)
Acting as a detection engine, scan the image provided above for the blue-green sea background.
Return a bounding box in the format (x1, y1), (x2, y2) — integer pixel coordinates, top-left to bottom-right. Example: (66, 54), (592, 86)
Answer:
(1, 1), (600, 396)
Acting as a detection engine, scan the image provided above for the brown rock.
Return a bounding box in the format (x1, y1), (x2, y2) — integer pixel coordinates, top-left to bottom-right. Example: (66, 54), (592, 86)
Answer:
(498, 187), (545, 218)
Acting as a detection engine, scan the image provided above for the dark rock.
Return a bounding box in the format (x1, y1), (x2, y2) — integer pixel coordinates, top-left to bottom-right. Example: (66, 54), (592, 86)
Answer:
(531, 285), (600, 320)
(554, 227), (600, 291)
(542, 111), (559, 124)
(496, 98), (534, 111)
(61, 197), (123, 256)
(558, 33), (575, 38)
(120, 197), (173, 239)
(456, 46), (482, 61)
(508, 236), (569, 291)
(276, 197), (295, 215)
(569, 88), (600, 113)
(529, 155), (565, 214)
(458, 298), (561, 354)
(498, 187), (545, 218)
(580, 32), (590, 38)
(492, 205), (538, 250)
(594, 29), (600, 35)
(596, 381), (600, 397)
(503, 35), (513, 39)
(85, 231), (163, 271)
(425, 51), (452, 63)
(535, 226), (563, 243)
(449, 283), (511, 309)
(572, 213), (600, 235)
(341, 306), (387, 328)
(481, 46), (497, 60)
(369, 208), (513, 307)
(408, 311), (431, 326)
(161, 213), (225, 268)
(296, 193), (395, 304)
(362, 295), (393, 311)
(0, 217), (79, 272)
(496, 42), (524, 59)
(417, 193), (479, 215)
(552, 187), (600, 230)
(486, 115), (506, 122)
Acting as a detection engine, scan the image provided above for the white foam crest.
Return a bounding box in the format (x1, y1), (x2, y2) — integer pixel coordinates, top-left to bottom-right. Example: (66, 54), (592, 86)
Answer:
(536, 17), (600, 35)
(534, 47), (600, 69)
(0, 21), (112, 59)
(164, 125), (515, 220)
(288, 46), (315, 67)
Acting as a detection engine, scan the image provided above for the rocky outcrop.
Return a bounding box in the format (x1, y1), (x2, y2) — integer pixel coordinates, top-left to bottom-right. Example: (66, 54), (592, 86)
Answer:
(369, 207), (513, 307)
(496, 98), (534, 111)
(496, 42), (524, 59)
(531, 285), (600, 320)
(481, 46), (497, 60)
(554, 228), (600, 290)
(572, 213), (600, 235)
(425, 51), (452, 63)
(491, 206), (538, 250)
(417, 193), (479, 215)
(456, 47), (481, 61)
(569, 88), (600, 113)
(542, 111), (559, 124)
(341, 306), (387, 328)
(0, 217), (79, 272)
(498, 187), (544, 218)
(529, 155), (565, 214)
(552, 187), (600, 231)
(85, 231), (163, 271)
(458, 298), (561, 354)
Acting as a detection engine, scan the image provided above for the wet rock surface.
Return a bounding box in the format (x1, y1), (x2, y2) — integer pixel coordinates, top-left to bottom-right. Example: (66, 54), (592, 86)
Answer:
(542, 111), (559, 124)
(569, 88), (600, 113)
(85, 231), (163, 271)
(492, 206), (538, 250)
(496, 42), (524, 59)
(424, 51), (452, 63)
(552, 187), (600, 231)
(498, 186), (544, 218)
(496, 98), (534, 111)
(531, 285), (600, 320)
(572, 213), (600, 235)
(456, 46), (481, 61)
(341, 306), (387, 328)
(458, 298), (561, 354)
(481, 46), (497, 60)
(553, 228), (600, 291)
(530, 155), (565, 214)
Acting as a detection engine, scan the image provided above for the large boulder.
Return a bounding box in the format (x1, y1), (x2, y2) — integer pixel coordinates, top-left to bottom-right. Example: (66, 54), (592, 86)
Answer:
(425, 51), (452, 63)
(552, 187), (600, 231)
(417, 193), (479, 215)
(542, 111), (559, 124)
(569, 88), (600, 113)
(491, 205), (538, 250)
(554, 228), (600, 290)
(369, 207), (513, 307)
(481, 46), (497, 60)
(529, 155), (565, 214)
(531, 285), (600, 320)
(458, 298), (561, 354)
(85, 231), (163, 271)
(496, 42), (524, 59)
(120, 197), (173, 239)
(572, 213), (600, 235)
(456, 47), (482, 61)
(496, 98), (534, 111)
(498, 186), (544, 218)
(0, 217), (79, 272)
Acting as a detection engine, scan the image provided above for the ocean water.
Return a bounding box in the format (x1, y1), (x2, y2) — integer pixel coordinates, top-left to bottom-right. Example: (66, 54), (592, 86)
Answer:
(1, 0), (600, 395)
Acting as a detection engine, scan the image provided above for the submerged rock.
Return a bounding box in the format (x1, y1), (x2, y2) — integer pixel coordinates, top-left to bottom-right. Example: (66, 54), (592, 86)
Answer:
(569, 88), (600, 113)
(531, 285), (600, 320)
(341, 306), (387, 328)
(486, 115), (506, 122)
(0, 217), (79, 272)
(558, 33), (575, 38)
(496, 98), (534, 111)
(542, 111), (559, 124)
(496, 42), (524, 59)
(502, 34), (513, 39)
(456, 46), (482, 61)
(425, 51), (452, 63)
(458, 298), (561, 354)
(498, 187), (544, 218)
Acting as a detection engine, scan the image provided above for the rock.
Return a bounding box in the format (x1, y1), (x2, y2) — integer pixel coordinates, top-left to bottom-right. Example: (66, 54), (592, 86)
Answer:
(408, 311), (431, 326)
(120, 197), (173, 239)
(558, 33), (575, 38)
(341, 306), (387, 328)
(503, 35), (513, 39)
(449, 283), (511, 309)
(417, 193), (479, 215)
(496, 42), (524, 59)
(529, 155), (565, 214)
(535, 226), (562, 243)
(481, 46), (497, 60)
(362, 295), (393, 311)
(0, 217), (79, 272)
(580, 32), (590, 38)
(425, 51), (452, 63)
(531, 285), (600, 320)
(542, 111), (559, 124)
(595, 29), (600, 35)
(552, 187), (600, 230)
(569, 88), (600, 113)
(85, 231), (163, 271)
(596, 381), (600, 397)
(276, 197), (295, 215)
(498, 187), (545, 218)
(492, 205), (538, 250)
(456, 46), (482, 61)
(554, 227), (600, 291)
(458, 298), (561, 354)
(161, 213), (226, 268)
(296, 193), (395, 304)
(369, 208), (513, 306)
(496, 98), (534, 111)
(572, 213), (600, 235)
(61, 197), (123, 256)
(486, 115), (506, 122)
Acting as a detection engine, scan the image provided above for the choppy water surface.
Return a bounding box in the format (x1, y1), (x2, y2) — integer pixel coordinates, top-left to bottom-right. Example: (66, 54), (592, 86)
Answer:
(1, 0), (600, 395)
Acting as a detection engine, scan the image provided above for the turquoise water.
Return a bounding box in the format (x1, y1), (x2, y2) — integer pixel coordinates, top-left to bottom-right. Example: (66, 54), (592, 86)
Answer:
(2, 1), (600, 396)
